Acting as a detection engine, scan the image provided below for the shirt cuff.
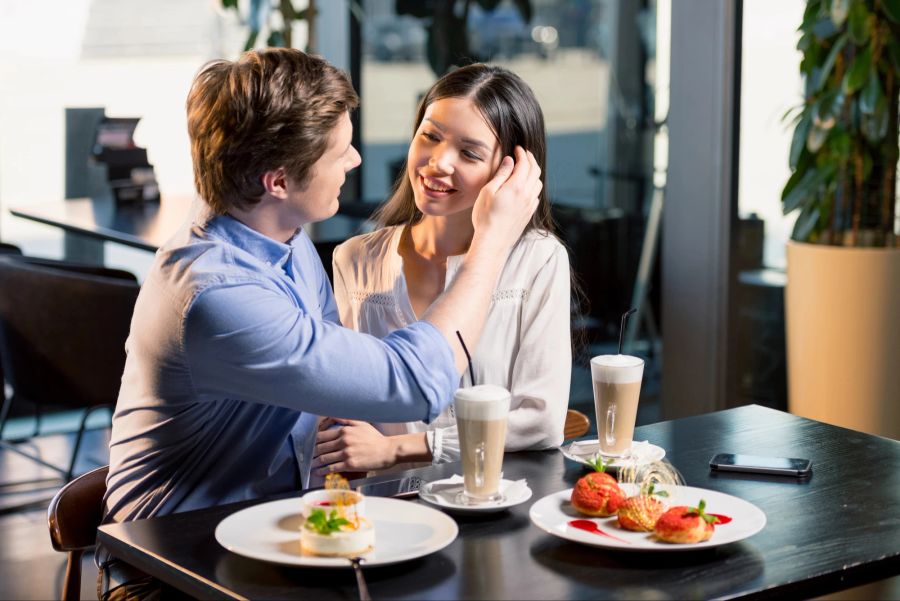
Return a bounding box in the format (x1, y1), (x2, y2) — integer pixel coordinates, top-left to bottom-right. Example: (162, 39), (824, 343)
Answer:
(427, 426), (460, 464)
(425, 430), (442, 465)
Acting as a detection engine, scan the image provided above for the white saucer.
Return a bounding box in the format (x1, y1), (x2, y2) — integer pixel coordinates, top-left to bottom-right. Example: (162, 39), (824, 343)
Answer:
(418, 475), (533, 515)
(559, 439), (666, 469)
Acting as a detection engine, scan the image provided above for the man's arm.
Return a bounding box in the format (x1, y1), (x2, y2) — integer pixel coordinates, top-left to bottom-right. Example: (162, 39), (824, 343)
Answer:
(423, 146), (542, 372)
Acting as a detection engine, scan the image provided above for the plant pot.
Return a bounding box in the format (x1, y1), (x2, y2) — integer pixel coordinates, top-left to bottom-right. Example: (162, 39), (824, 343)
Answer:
(785, 241), (900, 439)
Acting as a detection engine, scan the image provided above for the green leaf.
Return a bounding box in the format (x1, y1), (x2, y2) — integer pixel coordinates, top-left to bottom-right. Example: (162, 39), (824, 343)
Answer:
(782, 155), (810, 202)
(842, 46), (872, 94)
(782, 168), (819, 214)
(831, 0), (850, 27)
(687, 499), (719, 524)
(267, 30), (286, 48)
(793, 203), (822, 241)
(221, 0), (238, 9)
(859, 68), (882, 114)
(828, 128), (852, 161)
(847, 1), (870, 45)
(790, 109), (813, 169)
(861, 97), (889, 143)
(807, 124), (830, 152)
(243, 31), (259, 52)
(883, 0), (900, 23)
(813, 88), (843, 128)
(812, 16), (838, 40)
(305, 509), (351, 535)
(815, 33), (847, 91)
(586, 455), (608, 473)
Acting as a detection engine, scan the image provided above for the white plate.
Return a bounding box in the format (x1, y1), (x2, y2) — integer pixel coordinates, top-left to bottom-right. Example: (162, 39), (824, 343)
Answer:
(215, 497), (458, 567)
(418, 476), (533, 515)
(529, 484), (766, 552)
(560, 440), (666, 469)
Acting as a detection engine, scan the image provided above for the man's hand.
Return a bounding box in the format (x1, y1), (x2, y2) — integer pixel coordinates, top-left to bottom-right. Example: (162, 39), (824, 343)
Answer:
(471, 145), (542, 254)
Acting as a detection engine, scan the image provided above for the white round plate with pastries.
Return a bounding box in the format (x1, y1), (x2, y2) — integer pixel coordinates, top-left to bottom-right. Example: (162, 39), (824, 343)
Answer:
(529, 484), (766, 552)
(216, 497), (458, 567)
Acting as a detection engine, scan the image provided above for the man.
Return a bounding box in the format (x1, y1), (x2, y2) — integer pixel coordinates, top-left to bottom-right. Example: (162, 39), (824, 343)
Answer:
(98, 48), (541, 599)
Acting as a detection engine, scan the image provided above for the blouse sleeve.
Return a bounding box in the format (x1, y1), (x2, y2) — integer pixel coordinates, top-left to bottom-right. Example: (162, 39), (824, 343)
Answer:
(331, 245), (354, 329)
(427, 241), (572, 463)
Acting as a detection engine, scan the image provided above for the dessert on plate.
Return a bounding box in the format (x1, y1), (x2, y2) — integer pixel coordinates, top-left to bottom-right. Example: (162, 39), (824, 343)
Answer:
(571, 456), (625, 517)
(300, 474), (374, 557)
(654, 499), (718, 543)
(617, 482), (668, 532)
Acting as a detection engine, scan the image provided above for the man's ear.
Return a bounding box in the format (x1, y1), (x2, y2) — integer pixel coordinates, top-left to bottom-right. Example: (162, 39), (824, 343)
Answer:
(261, 167), (289, 199)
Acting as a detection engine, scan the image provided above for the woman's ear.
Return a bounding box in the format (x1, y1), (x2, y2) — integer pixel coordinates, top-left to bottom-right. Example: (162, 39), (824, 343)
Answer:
(260, 167), (289, 199)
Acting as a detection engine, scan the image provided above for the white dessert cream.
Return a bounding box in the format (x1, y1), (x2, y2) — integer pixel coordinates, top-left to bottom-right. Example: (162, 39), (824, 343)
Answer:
(299, 476), (374, 557)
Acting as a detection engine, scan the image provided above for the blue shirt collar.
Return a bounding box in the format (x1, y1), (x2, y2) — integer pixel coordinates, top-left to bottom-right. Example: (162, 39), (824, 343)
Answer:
(200, 214), (301, 270)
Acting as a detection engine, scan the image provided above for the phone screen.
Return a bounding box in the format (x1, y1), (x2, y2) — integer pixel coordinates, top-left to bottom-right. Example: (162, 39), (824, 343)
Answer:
(356, 476), (423, 498)
(710, 453), (812, 475)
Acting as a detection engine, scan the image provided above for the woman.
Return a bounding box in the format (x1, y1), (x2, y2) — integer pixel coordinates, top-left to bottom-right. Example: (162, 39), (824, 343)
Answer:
(313, 64), (572, 476)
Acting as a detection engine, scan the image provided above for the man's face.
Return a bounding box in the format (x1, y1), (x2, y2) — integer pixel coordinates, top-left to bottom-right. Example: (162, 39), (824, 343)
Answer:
(286, 111), (361, 225)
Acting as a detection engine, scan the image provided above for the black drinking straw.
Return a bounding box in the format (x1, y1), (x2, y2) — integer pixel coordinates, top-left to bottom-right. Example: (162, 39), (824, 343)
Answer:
(618, 308), (637, 355)
(456, 330), (476, 385)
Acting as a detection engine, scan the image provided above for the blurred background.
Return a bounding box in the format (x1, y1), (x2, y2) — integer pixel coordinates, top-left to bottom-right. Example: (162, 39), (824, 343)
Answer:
(0, 0), (810, 427)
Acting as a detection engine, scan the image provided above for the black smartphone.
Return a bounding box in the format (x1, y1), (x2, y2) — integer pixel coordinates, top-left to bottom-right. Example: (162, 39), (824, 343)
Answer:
(355, 476), (424, 498)
(709, 453), (812, 477)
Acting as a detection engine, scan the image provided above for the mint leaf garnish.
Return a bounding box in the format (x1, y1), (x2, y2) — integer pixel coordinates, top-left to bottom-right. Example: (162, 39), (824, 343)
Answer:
(306, 509), (351, 535)
(686, 499), (719, 524)
(586, 455), (609, 473)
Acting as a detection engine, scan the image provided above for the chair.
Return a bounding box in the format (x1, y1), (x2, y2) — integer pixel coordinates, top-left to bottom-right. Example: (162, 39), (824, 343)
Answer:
(47, 465), (109, 601)
(0, 242), (23, 256)
(0, 255), (139, 484)
(564, 409), (591, 440)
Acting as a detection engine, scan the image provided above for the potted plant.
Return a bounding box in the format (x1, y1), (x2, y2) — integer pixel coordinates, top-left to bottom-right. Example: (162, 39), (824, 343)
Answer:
(782, 0), (899, 438)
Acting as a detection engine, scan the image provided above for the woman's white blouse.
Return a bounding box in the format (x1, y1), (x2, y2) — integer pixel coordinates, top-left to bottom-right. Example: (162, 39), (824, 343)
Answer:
(332, 225), (572, 466)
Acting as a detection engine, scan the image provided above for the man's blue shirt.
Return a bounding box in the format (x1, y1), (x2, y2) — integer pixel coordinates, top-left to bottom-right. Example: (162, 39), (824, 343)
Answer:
(102, 211), (457, 531)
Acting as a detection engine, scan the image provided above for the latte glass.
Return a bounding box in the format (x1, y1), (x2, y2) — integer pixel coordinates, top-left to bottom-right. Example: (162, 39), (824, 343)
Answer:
(591, 354), (644, 457)
(454, 385), (510, 504)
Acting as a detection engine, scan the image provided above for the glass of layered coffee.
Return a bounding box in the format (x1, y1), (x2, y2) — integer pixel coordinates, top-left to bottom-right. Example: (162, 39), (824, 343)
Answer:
(454, 385), (510, 505)
(591, 355), (644, 457)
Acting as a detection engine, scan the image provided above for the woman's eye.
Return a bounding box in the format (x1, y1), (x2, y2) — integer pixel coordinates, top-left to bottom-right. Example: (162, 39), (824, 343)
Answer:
(462, 150), (482, 161)
(421, 132), (439, 142)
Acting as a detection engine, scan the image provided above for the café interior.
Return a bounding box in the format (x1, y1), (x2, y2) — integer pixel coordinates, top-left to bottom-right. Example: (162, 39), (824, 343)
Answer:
(0, 0), (897, 599)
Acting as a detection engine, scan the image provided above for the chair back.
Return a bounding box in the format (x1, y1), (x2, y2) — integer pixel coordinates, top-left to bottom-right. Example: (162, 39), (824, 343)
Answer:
(48, 465), (109, 552)
(564, 409), (591, 440)
(0, 242), (22, 255)
(0, 256), (139, 409)
(47, 465), (109, 601)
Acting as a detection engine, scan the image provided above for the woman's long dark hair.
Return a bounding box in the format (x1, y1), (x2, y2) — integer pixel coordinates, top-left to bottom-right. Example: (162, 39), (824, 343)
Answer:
(372, 63), (554, 235)
(372, 63), (588, 352)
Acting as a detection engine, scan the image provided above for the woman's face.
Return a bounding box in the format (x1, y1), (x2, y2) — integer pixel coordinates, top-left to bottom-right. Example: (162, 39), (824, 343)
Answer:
(406, 97), (503, 219)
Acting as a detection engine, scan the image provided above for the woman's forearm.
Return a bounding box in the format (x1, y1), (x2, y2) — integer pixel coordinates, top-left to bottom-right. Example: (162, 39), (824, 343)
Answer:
(390, 432), (433, 464)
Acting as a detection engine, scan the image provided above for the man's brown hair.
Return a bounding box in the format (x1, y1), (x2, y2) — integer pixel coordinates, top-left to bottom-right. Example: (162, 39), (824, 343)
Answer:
(186, 48), (359, 214)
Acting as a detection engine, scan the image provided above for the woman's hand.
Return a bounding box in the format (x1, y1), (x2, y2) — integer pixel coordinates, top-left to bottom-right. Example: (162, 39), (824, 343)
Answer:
(312, 418), (398, 475)
(471, 145), (542, 252)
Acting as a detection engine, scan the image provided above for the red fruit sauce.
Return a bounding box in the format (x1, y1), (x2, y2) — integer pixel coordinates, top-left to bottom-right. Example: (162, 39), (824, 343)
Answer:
(568, 520), (631, 544)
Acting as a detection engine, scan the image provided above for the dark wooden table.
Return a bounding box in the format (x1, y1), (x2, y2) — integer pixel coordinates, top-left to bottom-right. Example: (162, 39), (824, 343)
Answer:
(97, 405), (900, 599)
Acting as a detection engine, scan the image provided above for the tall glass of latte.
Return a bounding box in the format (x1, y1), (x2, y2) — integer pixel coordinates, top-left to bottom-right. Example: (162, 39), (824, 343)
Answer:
(591, 355), (644, 457)
(454, 385), (510, 505)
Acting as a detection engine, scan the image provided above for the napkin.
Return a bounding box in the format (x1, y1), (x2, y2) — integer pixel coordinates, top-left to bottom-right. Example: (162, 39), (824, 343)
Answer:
(422, 475), (528, 506)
